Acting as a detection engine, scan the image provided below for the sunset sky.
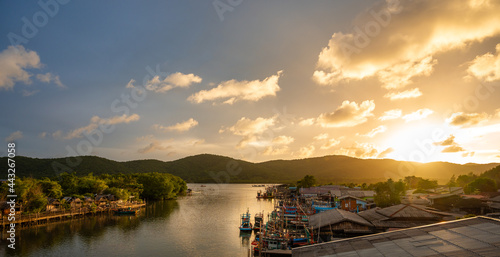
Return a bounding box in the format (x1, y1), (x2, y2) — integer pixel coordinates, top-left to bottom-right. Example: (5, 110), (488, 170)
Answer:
(1, 0), (500, 164)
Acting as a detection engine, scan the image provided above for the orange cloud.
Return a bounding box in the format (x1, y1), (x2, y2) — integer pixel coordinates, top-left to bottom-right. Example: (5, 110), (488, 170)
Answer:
(467, 43), (500, 82)
(153, 118), (199, 132)
(317, 100), (375, 127)
(189, 71), (282, 104)
(313, 0), (500, 88)
(447, 112), (489, 127)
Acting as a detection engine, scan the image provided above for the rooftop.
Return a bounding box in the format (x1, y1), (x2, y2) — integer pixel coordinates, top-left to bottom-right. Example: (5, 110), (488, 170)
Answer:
(309, 208), (373, 229)
(293, 216), (500, 257)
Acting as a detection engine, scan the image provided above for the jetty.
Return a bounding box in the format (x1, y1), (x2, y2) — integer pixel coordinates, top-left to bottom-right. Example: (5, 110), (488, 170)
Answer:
(0, 203), (146, 230)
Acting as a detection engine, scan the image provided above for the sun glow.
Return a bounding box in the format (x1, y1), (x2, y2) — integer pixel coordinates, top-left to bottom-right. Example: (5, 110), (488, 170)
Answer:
(380, 121), (450, 163)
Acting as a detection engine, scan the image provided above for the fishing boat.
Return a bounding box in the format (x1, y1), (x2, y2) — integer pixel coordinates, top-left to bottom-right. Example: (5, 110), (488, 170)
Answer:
(113, 206), (140, 215)
(256, 186), (275, 199)
(253, 212), (264, 231)
(239, 209), (253, 232)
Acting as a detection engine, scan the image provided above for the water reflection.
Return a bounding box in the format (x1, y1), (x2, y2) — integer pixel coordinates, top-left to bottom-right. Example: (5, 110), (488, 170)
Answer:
(240, 232), (251, 247)
(0, 200), (179, 257)
(0, 184), (275, 257)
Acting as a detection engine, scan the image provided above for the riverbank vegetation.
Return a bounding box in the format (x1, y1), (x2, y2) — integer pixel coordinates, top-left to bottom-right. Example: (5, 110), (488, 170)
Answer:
(0, 172), (187, 213)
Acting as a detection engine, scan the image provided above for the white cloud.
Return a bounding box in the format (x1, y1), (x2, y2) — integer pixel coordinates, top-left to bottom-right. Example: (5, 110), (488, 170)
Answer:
(188, 70), (282, 104)
(262, 146), (290, 156)
(38, 132), (47, 139)
(61, 114), (140, 139)
(220, 116), (276, 148)
(36, 72), (65, 88)
(145, 72), (202, 93)
(321, 138), (341, 150)
(153, 118), (199, 132)
(299, 118), (315, 126)
(334, 142), (380, 158)
(272, 135), (294, 145)
(317, 100), (375, 127)
(360, 125), (387, 138)
(402, 108), (433, 122)
(377, 57), (436, 89)
(5, 131), (23, 142)
(138, 141), (171, 154)
(384, 88), (422, 100)
(0, 46), (40, 90)
(313, 0), (500, 88)
(446, 112), (489, 127)
(312, 133), (341, 150)
(298, 145), (315, 158)
(377, 147), (394, 158)
(313, 133), (329, 141)
(378, 109), (402, 121)
(467, 43), (500, 81)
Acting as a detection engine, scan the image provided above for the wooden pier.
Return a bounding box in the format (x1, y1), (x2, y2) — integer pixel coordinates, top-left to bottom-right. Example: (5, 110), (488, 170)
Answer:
(1, 204), (146, 230)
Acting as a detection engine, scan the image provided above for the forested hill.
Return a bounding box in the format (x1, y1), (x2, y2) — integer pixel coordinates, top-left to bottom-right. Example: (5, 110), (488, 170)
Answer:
(3, 154), (499, 184)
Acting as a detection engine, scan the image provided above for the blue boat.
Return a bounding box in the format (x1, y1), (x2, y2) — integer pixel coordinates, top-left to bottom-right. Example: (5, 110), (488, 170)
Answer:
(113, 207), (140, 215)
(239, 209), (253, 232)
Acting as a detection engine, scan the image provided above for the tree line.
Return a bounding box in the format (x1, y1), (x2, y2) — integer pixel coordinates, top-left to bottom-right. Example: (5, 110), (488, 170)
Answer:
(0, 172), (187, 213)
(296, 164), (499, 208)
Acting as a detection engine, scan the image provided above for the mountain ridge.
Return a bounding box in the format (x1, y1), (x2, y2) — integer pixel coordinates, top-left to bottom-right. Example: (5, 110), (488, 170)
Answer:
(3, 154), (498, 184)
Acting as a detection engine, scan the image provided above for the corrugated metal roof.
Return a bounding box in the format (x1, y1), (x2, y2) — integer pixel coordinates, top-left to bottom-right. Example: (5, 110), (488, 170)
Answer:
(309, 208), (373, 229)
(376, 204), (444, 219)
(293, 216), (500, 257)
(358, 205), (456, 228)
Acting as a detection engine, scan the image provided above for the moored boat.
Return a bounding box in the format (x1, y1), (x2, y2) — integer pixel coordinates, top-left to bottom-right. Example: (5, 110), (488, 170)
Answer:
(113, 206), (140, 215)
(253, 212), (264, 231)
(239, 209), (253, 232)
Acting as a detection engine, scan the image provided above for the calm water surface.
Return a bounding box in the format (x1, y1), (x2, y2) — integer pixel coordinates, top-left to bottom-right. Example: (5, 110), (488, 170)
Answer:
(0, 184), (276, 257)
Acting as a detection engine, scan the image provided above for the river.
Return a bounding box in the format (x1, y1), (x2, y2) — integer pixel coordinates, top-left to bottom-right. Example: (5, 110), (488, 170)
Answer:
(0, 184), (276, 257)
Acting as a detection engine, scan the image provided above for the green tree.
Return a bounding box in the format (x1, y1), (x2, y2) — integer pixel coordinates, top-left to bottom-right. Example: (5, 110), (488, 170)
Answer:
(417, 178), (438, 191)
(297, 175), (316, 188)
(137, 172), (175, 200)
(374, 179), (406, 208)
(464, 177), (497, 194)
(103, 187), (130, 201)
(447, 175), (457, 188)
(404, 176), (420, 189)
(38, 178), (63, 199)
(59, 172), (79, 195)
(77, 174), (108, 195)
(456, 172), (477, 188)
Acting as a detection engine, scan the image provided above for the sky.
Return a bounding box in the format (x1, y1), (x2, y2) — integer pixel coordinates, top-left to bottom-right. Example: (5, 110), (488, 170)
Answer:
(1, 0), (500, 165)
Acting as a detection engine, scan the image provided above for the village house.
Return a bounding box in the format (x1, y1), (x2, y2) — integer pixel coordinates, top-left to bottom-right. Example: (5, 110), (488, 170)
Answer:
(308, 208), (374, 242)
(62, 197), (83, 209)
(487, 195), (500, 212)
(95, 194), (117, 207)
(358, 204), (457, 232)
(293, 216), (500, 256)
(46, 198), (61, 212)
(338, 195), (367, 212)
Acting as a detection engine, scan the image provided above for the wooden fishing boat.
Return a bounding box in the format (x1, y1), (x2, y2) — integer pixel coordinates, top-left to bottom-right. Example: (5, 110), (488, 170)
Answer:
(113, 206), (140, 215)
(239, 209), (253, 232)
